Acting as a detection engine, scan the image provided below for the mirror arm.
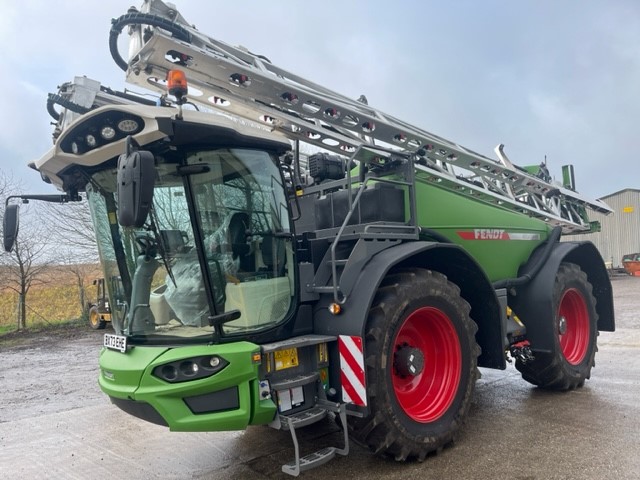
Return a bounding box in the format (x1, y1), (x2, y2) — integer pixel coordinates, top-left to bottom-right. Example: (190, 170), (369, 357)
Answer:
(5, 193), (82, 206)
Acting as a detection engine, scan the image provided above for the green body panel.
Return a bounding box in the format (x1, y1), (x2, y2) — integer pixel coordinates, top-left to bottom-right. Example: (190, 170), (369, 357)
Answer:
(99, 342), (277, 431)
(98, 165), (556, 433)
(99, 346), (167, 397)
(414, 178), (552, 282)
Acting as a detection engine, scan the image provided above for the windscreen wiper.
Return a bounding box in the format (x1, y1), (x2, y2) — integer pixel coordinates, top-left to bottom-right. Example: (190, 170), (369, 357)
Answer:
(148, 208), (176, 287)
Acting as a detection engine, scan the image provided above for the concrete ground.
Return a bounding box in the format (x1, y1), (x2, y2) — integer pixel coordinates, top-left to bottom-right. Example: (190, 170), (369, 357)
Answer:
(0, 275), (638, 479)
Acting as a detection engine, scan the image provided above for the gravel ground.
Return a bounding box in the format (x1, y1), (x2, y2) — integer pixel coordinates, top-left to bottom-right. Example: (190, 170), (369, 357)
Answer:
(0, 323), (107, 423)
(2, 274), (635, 424)
(0, 274), (638, 479)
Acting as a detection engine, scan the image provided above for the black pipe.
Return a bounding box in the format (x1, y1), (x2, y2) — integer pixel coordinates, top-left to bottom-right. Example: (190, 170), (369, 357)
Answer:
(109, 12), (192, 71)
(47, 93), (91, 117)
(421, 228), (453, 244)
(492, 226), (562, 290)
(46, 95), (60, 121)
(100, 86), (157, 106)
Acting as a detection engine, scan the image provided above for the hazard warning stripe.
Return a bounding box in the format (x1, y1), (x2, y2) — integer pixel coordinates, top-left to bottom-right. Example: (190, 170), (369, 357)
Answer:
(339, 335), (367, 407)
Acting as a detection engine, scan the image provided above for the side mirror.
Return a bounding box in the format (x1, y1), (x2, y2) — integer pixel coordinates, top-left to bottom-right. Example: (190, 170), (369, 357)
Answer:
(117, 148), (155, 228)
(3, 204), (19, 252)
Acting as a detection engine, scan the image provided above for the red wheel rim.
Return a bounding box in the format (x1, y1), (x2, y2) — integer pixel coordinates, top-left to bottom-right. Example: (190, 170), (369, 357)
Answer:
(392, 306), (462, 423)
(558, 288), (590, 365)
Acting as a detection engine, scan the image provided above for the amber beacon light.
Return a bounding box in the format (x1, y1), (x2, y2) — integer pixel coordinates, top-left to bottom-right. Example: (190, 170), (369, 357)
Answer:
(167, 69), (188, 102)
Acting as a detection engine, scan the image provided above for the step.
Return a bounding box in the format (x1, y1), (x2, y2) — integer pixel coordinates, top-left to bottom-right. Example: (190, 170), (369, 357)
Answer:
(310, 285), (340, 294)
(359, 231), (418, 240)
(282, 447), (337, 476)
(261, 334), (336, 353)
(279, 406), (327, 431)
(279, 402), (350, 476)
(271, 372), (319, 392)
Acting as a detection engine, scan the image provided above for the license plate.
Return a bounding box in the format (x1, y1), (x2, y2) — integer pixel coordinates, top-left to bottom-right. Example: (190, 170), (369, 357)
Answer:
(104, 334), (127, 353)
(274, 348), (298, 371)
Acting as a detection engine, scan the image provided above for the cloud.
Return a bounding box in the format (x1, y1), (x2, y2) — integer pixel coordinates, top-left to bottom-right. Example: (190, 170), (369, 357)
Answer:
(2, 0), (639, 199)
(528, 92), (587, 137)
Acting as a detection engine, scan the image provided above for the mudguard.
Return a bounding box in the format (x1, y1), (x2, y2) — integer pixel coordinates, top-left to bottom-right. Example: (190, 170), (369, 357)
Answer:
(313, 241), (506, 370)
(509, 241), (614, 354)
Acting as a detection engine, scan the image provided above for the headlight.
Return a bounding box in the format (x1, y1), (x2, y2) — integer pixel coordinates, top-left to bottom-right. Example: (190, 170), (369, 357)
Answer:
(100, 126), (116, 140)
(60, 112), (145, 154)
(117, 119), (139, 133)
(153, 355), (229, 383)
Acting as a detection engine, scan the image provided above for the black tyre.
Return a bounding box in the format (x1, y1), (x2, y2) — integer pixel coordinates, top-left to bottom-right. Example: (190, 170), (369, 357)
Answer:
(349, 268), (480, 461)
(89, 306), (106, 330)
(515, 262), (598, 390)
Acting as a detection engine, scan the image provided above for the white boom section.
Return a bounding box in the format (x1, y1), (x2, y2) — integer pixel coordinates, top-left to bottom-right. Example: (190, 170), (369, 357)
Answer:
(118, 0), (610, 233)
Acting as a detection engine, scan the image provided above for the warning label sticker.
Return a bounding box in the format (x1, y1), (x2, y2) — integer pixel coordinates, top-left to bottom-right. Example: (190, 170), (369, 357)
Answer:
(274, 348), (299, 371)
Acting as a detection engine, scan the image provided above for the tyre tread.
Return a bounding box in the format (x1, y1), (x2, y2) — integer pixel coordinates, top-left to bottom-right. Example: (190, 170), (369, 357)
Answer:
(515, 262), (598, 391)
(349, 268), (479, 460)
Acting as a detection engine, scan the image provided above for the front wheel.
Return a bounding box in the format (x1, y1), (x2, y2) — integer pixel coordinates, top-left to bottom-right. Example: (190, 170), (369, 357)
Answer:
(349, 268), (480, 461)
(88, 306), (106, 330)
(515, 262), (598, 390)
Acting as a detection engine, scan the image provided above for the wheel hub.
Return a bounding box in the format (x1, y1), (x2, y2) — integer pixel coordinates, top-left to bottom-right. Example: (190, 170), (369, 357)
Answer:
(394, 345), (425, 377)
(558, 316), (567, 335)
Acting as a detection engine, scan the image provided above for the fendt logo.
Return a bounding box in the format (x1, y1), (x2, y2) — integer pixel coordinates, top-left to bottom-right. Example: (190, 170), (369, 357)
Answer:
(456, 230), (541, 241)
(457, 229), (507, 240)
(473, 229), (506, 240)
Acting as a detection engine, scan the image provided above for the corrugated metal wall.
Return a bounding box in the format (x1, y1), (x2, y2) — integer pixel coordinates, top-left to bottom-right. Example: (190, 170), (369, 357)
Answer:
(564, 189), (640, 267)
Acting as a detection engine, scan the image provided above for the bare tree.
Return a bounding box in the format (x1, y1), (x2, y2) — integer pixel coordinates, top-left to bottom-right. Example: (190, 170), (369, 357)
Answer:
(42, 198), (101, 321)
(0, 172), (58, 329)
(0, 171), (16, 228)
(1, 205), (51, 330)
(58, 249), (100, 321)
(0, 171), (20, 292)
(44, 199), (97, 254)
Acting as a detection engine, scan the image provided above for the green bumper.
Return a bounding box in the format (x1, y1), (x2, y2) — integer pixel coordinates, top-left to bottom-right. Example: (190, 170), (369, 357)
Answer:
(98, 342), (276, 431)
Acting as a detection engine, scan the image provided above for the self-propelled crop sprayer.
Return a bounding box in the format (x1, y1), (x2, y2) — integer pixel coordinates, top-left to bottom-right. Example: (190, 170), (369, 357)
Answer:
(3, 0), (614, 475)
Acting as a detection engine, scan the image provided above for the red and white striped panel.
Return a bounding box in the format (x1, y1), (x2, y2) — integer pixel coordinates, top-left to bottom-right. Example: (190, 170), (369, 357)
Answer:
(339, 335), (367, 406)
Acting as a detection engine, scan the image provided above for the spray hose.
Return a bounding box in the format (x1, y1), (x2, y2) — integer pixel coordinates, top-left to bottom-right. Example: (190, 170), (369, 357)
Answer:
(109, 12), (192, 71)
(492, 226), (562, 290)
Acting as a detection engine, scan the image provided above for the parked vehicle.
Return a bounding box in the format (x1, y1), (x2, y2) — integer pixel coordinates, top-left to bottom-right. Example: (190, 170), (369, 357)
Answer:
(3, 1), (615, 474)
(622, 253), (640, 275)
(87, 278), (110, 330)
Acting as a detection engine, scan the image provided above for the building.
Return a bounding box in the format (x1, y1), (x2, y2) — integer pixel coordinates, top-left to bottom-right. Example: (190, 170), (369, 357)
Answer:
(566, 188), (640, 268)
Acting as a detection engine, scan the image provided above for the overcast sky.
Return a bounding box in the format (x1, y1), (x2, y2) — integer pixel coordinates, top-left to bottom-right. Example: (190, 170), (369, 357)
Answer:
(1, 0), (638, 201)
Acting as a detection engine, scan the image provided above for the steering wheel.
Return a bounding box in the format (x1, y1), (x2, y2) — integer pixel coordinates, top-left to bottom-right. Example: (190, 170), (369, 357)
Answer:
(135, 233), (158, 258)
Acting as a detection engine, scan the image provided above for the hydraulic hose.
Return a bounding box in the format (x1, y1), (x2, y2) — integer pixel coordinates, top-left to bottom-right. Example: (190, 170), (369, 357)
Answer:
(100, 86), (157, 106)
(46, 95), (60, 121)
(109, 12), (192, 71)
(47, 85), (157, 122)
(492, 225), (562, 290)
(46, 93), (91, 120)
(421, 228), (453, 244)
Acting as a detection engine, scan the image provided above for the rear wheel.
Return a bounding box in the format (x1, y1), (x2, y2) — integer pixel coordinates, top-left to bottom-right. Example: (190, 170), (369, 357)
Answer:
(349, 269), (479, 460)
(515, 262), (598, 390)
(89, 306), (106, 330)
